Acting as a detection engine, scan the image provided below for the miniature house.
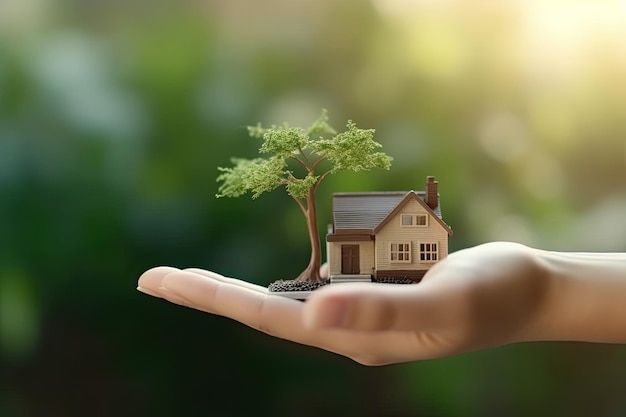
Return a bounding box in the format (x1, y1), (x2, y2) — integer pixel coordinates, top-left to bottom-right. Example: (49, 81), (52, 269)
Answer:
(326, 176), (452, 283)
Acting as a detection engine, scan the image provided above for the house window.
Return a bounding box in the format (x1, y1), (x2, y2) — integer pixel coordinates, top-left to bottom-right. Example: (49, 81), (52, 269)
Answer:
(390, 242), (411, 262)
(419, 242), (438, 262)
(401, 214), (427, 227)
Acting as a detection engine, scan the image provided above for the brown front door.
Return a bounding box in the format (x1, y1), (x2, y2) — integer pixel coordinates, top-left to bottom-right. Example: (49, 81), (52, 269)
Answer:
(341, 245), (360, 274)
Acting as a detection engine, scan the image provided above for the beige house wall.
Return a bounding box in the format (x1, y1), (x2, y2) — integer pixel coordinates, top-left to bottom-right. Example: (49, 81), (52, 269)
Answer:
(375, 199), (449, 271)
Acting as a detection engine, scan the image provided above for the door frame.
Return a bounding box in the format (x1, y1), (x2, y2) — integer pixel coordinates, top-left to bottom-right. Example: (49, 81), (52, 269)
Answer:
(341, 244), (360, 274)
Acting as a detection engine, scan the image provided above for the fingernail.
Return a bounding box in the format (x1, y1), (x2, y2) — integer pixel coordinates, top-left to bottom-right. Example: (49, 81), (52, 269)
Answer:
(137, 286), (162, 298)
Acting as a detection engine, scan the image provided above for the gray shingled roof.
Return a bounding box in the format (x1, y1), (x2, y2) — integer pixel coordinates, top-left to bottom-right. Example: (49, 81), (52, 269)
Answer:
(332, 191), (442, 232)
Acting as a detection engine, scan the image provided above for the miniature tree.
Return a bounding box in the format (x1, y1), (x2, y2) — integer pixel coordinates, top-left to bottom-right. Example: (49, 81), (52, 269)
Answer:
(216, 110), (392, 283)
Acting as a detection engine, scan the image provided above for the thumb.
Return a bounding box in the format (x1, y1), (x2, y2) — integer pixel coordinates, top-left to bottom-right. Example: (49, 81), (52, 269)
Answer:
(302, 282), (452, 332)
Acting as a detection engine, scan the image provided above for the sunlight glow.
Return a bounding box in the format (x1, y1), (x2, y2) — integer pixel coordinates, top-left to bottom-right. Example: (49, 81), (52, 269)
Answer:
(516, 1), (626, 79)
(370, 0), (626, 148)
(372, 0), (626, 69)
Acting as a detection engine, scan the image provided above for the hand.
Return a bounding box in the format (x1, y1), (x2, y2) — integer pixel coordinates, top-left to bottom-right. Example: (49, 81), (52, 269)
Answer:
(137, 242), (553, 365)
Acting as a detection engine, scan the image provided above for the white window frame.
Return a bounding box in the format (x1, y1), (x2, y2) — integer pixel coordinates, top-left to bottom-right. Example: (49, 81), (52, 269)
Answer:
(419, 242), (439, 263)
(400, 214), (428, 227)
(390, 242), (411, 263)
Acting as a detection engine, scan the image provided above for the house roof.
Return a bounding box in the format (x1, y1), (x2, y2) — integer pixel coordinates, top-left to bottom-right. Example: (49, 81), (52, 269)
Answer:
(331, 191), (452, 236)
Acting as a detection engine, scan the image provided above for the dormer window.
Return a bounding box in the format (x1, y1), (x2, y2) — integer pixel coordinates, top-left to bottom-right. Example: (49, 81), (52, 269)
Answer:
(401, 214), (427, 227)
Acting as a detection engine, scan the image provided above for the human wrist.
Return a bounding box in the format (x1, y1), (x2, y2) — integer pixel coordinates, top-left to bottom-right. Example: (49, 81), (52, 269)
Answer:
(526, 249), (626, 343)
(498, 246), (556, 344)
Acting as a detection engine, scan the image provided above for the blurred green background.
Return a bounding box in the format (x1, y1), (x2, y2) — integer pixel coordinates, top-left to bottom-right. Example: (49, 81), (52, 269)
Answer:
(1, 0), (625, 416)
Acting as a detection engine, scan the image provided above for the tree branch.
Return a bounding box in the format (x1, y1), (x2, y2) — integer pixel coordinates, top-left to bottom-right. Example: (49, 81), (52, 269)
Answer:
(313, 170), (332, 193)
(289, 156), (308, 171)
(291, 194), (308, 217)
(284, 171), (298, 182)
(298, 147), (312, 169)
(281, 174), (307, 215)
(310, 155), (327, 171)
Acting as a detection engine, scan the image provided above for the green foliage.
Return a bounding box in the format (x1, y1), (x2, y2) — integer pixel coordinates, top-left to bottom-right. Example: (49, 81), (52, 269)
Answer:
(286, 174), (319, 199)
(311, 120), (392, 173)
(305, 108), (337, 137)
(217, 111), (393, 203)
(259, 127), (308, 158)
(216, 157), (286, 199)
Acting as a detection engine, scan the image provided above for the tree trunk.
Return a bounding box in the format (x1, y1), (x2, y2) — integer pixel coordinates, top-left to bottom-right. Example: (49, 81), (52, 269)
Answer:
(295, 187), (323, 282)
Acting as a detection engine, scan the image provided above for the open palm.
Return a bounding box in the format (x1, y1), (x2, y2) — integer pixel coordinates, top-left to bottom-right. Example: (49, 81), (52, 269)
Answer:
(138, 242), (550, 365)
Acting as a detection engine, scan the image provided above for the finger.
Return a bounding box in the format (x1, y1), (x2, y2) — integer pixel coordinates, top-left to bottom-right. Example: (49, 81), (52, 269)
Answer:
(160, 271), (358, 350)
(319, 263), (329, 279)
(183, 268), (268, 294)
(138, 266), (180, 296)
(303, 282), (457, 333)
(161, 270), (305, 335)
(137, 266), (198, 306)
(139, 268), (439, 362)
(159, 271), (438, 361)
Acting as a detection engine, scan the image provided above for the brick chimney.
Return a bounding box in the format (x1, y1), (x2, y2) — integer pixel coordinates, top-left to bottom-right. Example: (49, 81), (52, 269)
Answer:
(425, 176), (438, 209)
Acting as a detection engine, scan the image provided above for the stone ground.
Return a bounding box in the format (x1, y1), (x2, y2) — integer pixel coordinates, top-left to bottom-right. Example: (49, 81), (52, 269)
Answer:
(268, 277), (417, 292)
